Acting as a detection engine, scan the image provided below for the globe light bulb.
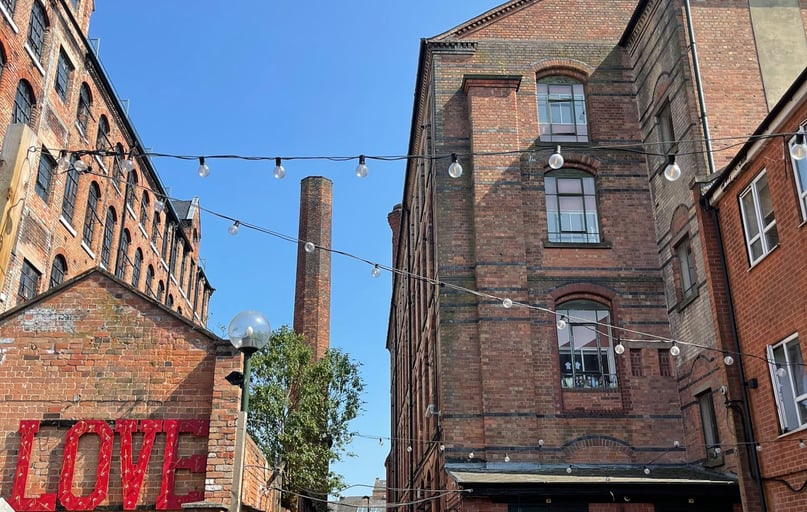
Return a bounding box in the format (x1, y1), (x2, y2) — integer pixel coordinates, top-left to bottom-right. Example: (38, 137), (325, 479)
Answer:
(673, 440), (680, 448)
(714, 447), (721, 454)
(723, 355), (735, 366)
(371, 265), (381, 278)
(538, 439), (545, 447)
(556, 315), (568, 330)
(755, 444), (762, 452)
(198, 157), (210, 177)
(670, 344), (681, 357)
(776, 367), (787, 378)
(355, 155), (368, 178)
(228, 221), (239, 236)
(304, 241), (315, 253)
(73, 159), (89, 173)
(448, 153), (463, 178)
(406, 445), (412, 453)
(154, 199), (165, 213)
(502, 298), (513, 309)
(791, 132), (807, 160)
(439, 444), (445, 451)
(273, 157), (286, 179)
(548, 146), (564, 169)
(121, 155), (135, 174)
(566, 466), (573, 474)
(469, 451), (474, 459)
(379, 438), (384, 446)
(57, 150), (70, 171)
(800, 440), (806, 449)
(614, 341), (625, 355)
(643, 467), (651, 475)
(504, 454), (511, 462)
(664, 155), (681, 181)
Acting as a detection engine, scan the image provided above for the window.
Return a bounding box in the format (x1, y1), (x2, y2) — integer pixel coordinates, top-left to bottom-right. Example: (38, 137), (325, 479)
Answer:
(115, 229), (131, 279)
(656, 101), (675, 154)
(151, 212), (161, 245)
(697, 391), (722, 465)
(82, 182), (100, 244)
(69, 0), (78, 9)
(557, 300), (617, 389)
(1, 0), (16, 15)
(100, 208), (116, 268)
(12, 80), (34, 125)
(739, 171), (778, 264)
(545, 170), (600, 243)
(76, 83), (92, 134)
(676, 236), (697, 298)
(49, 255), (66, 288)
(630, 349), (642, 377)
(18, 259), (41, 302)
(112, 143), (125, 190)
(54, 49), (73, 101)
(61, 163), (79, 224)
(131, 248), (143, 287)
(140, 192), (150, 226)
(95, 115), (109, 152)
(537, 77), (588, 142)
(167, 294), (174, 308)
(124, 170), (137, 211)
(659, 349), (672, 377)
(156, 280), (165, 301)
(179, 244), (187, 289)
(791, 132), (807, 222)
(35, 149), (55, 201)
(145, 265), (154, 296)
(26, 1), (48, 62)
(162, 223), (171, 260)
(768, 335), (807, 432)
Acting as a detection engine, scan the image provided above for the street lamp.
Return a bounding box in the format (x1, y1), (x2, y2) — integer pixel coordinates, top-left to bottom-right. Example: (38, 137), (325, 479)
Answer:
(227, 310), (271, 512)
(228, 310), (272, 412)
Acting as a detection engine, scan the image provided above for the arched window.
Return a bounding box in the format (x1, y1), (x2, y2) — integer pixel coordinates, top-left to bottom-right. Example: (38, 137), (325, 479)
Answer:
(179, 243), (187, 290)
(537, 76), (588, 142)
(60, 158), (80, 224)
(124, 170), (137, 211)
(2, 1), (17, 16)
(12, 80), (35, 125)
(49, 255), (67, 288)
(54, 49), (73, 101)
(76, 83), (92, 134)
(131, 248), (143, 287)
(167, 294), (174, 308)
(100, 208), (117, 269)
(139, 191), (150, 226)
(156, 280), (165, 301)
(0, 42), (6, 79)
(35, 148), (55, 201)
(82, 182), (100, 244)
(26, 1), (48, 62)
(545, 169), (600, 243)
(115, 229), (131, 279)
(145, 265), (154, 296)
(557, 300), (616, 389)
(112, 143), (125, 189)
(151, 211), (161, 245)
(95, 115), (110, 151)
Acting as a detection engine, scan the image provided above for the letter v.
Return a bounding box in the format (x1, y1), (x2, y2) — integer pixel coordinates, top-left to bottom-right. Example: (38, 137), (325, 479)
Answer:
(116, 420), (162, 510)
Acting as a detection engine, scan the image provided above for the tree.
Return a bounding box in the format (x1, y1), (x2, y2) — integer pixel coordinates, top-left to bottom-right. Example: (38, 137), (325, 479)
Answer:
(246, 326), (365, 509)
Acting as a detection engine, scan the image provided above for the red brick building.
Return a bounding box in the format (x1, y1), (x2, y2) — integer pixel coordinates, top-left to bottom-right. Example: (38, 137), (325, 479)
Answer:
(0, 0), (213, 326)
(697, 70), (807, 512)
(0, 269), (278, 512)
(388, 0), (807, 511)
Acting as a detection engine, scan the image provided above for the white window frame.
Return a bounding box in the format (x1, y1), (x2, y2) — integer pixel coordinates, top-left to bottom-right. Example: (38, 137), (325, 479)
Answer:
(537, 77), (589, 143)
(768, 334), (807, 433)
(739, 170), (778, 265)
(790, 130), (807, 222)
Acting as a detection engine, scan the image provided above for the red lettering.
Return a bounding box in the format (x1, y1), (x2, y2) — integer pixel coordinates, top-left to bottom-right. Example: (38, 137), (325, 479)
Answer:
(58, 420), (114, 511)
(11, 420), (56, 512)
(156, 420), (209, 510)
(116, 420), (162, 510)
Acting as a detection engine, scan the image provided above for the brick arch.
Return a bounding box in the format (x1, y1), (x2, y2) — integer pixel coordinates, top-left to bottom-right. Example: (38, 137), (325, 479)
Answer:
(542, 152), (601, 175)
(532, 58), (593, 82)
(562, 435), (634, 463)
(652, 73), (673, 104)
(549, 282), (617, 307)
(670, 204), (689, 235)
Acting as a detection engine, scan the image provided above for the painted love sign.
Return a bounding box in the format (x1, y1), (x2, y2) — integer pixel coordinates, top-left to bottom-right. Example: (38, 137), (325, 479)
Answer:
(10, 419), (210, 511)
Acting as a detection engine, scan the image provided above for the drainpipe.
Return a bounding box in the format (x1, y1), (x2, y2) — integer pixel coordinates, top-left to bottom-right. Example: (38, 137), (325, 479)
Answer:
(710, 204), (767, 512)
(683, 0), (716, 174)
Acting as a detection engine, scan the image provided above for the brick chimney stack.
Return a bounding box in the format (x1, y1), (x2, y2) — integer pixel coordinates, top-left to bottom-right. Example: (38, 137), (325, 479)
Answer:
(293, 177), (333, 361)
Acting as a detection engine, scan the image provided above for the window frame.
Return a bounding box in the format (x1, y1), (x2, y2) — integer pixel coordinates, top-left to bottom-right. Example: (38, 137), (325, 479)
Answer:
(675, 236), (697, 299)
(60, 164), (79, 224)
(12, 80), (34, 125)
(26, 1), (48, 62)
(537, 76), (589, 143)
(768, 334), (807, 433)
(556, 300), (618, 390)
(35, 149), (54, 201)
(656, 100), (676, 155)
(115, 228), (131, 279)
(739, 170), (778, 265)
(131, 248), (143, 287)
(76, 83), (92, 135)
(18, 259), (41, 302)
(82, 182), (100, 245)
(697, 390), (723, 466)
(49, 255), (66, 289)
(100, 208), (116, 269)
(54, 48), (73, 101)
(544, 169), (601, 244)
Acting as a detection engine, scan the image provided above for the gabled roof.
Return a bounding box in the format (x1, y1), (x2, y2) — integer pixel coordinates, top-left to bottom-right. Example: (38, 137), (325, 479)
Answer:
(0, 267), (225, 344)
(428, 0), (535, 40)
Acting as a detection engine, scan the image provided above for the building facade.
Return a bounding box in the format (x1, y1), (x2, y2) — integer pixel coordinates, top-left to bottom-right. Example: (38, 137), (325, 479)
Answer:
(387, 0), (807, 511)
(0, 0), (213, 326)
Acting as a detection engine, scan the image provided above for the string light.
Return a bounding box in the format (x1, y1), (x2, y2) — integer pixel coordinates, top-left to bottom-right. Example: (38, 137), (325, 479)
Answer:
(791, 129), (807, 160)
(502, 298), (513, 308)
(669, 342), (681, 357)
(197, 157), (209, 177)
(154, 198), (165, 212)
(73, 158), (89, 172)
(724, 354), (735, 366)
(273, 157), (286, 179)
(538, 439), (544, 447)
(448, 153), (463, 178)
(643, 466), (651, 475)
(121, 151), (135, 174)
(57, 150), (70, 171)
(228, 221), (240, 236)
(304, 241), (316, 253)
(504, 453), (510, 462)
(776, 367), (787, 378)
(378, 438), (384, 446)
(468, 451), (474, 459)
(556, 315), (568, 330)
(406, 445), (412, 452)
(548, 146), (564, 169)
(664, 155), (682, 181)
(355, 155), (368, 178)
(371, 264), (381, 278)
(799, 440), (806, 449)
(566, 465), (573, 474)
(614, 340), (625, 355)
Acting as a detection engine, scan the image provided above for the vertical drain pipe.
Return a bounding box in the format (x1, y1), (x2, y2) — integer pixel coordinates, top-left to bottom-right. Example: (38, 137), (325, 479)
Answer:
(683, 0), (716, 174)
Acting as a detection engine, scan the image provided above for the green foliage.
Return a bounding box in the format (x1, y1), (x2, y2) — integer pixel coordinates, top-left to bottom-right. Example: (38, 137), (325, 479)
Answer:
(246, 326), (365, 502)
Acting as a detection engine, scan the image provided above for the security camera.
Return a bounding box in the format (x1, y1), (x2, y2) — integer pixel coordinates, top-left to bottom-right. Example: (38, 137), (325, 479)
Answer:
(425, 404), (441, 418)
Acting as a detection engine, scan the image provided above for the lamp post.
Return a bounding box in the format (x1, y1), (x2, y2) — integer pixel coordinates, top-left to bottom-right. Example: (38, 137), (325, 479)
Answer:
(227, 310), (271, 512)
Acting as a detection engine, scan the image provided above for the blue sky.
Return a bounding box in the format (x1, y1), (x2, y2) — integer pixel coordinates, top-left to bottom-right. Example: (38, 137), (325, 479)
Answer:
(90, 0), (497, 495)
